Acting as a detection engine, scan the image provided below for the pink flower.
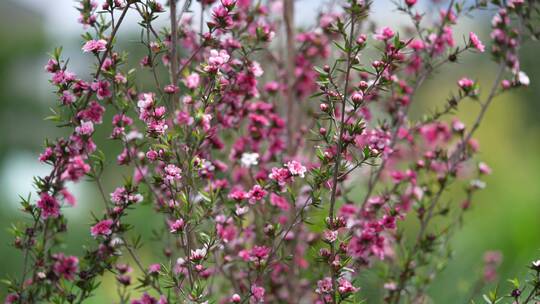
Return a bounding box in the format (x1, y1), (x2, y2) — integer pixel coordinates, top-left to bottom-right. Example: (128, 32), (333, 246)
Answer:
(229, 294), (241, 303)
(250, 246), (270, 261)
(248, 185), (267, 204)
(164, 84), (179, 94)
(4, 293), (19, 304)
(53, 253), (79, 281)
(148, 263), (161, 274)
(374, 26), (395, 41)
(409, 39), (425, 51)
(479, 162), (492, 175)
(316, 277), (333, 294)
(405, 0), (417, 6)
(60, 188), (77, 207)
(78, 100), (105, 124)
(146, 149), (159, 161)
(37, 193), (60, 219)
(184, 73), (200, 89)
(251, 284), (265, 301)
(221, 0), (236, 9)
(169, 219), (185, 233)
(82, 39), (107, 53)
(75, 121), (94, 136)
(269, 193), (290, 211)
(284, 160), (307, 178)
(61, 156), (91, 182)
(229, 188), (248, 201)
(264, 81), (280, 93)
(44, 58), (59, 73)
(351, 91), (364, 103)
(164, 164), (182, 182)
(131, 293), (161, 304)
(268, 167), (291, 186)
(115, 73), (127, 84)
(205, 49), (230, 72)
(52, 70), (76, 85)
(323, 230), (338, 243)
(457, 77), (475, 90)
(452, 119), (465, 133)
(39, 147), (53, 162)
(61, 91), (76, 105)
(91, 219), (114, 237)
(250, 61), (264, 77)
(91, 80), (111, 100)
(469, 32), (485, 52)
(338, 277), (358, 294)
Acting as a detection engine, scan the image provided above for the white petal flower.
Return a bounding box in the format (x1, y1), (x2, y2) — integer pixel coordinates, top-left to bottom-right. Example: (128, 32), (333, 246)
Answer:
(240, 152), (259, 168)
(518, 71), (530, 86)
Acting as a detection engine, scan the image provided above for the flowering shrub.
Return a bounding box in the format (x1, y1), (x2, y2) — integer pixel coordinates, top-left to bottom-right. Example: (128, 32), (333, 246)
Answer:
(4, 0), (540, 303)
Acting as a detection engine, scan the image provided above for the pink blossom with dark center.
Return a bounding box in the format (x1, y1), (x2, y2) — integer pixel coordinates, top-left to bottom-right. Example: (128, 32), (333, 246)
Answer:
(248, 185), (267, 204)
(148, 264), (161, 274)
(82, 39), (107, 53)
(316, 277), (333, 294)
(37, 193), (60, 219)
(91, 80), (112, 100)
(53, 253), (79, 281)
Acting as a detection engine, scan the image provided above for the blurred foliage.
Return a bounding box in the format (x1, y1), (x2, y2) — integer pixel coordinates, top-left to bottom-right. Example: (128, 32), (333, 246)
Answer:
(0, 1), (539, 303)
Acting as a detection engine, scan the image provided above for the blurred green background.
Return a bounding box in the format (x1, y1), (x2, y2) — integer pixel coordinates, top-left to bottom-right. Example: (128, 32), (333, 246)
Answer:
(0, 1), (538, 302)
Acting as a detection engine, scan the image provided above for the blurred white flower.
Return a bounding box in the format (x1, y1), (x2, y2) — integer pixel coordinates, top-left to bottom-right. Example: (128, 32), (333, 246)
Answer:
(240, 152), (259, 168)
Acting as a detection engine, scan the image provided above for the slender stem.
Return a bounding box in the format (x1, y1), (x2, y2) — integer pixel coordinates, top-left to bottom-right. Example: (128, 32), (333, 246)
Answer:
(523, 283), (539, 303)
(283, 0), (297, 155)
(327, 13), (356, 304)
(169, 0), (179, 108)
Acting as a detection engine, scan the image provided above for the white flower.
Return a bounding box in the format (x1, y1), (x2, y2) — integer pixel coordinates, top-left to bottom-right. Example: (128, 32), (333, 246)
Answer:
(235, 204), (249, 216)
(110, 237), (124, 247)
(129, 193), (144, 203)
(470, 179), (486, 189)
(190, 248), (207, 260)
(240, 152), (259, 168)
(533, 260), (540, 267)
(518, 71), (530, 86)
(126, 130), (143, 141)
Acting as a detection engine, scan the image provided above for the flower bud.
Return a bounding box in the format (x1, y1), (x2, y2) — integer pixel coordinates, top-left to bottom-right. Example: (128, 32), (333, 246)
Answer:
(356, 34), (367, 45)
(351, 91), (364, 104)
(405, 0), (417, 7)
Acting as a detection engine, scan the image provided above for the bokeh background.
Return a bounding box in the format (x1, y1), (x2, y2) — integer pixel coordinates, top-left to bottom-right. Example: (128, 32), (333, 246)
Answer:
(0, 0), (538, 302)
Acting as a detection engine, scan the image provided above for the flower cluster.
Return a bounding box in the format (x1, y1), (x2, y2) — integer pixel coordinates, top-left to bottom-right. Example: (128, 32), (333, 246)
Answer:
(4, 0), (539, 303)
